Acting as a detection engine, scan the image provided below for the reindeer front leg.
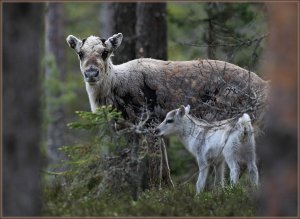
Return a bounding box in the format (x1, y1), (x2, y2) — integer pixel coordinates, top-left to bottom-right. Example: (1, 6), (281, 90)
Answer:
(196, 159), (209, 193)
(247, 161), (259, 186)
(225, 158), (240, 185)
(215, 160), (225, 188)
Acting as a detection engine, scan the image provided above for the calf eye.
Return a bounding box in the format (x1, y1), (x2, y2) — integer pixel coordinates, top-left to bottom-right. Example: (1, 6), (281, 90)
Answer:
(78, 51), (84, 60)
(166, 119), (174, 124)
(102, 50), (108, 60)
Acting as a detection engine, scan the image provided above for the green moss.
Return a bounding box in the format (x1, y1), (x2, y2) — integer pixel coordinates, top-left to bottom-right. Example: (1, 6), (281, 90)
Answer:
(43, 182), (256, 216)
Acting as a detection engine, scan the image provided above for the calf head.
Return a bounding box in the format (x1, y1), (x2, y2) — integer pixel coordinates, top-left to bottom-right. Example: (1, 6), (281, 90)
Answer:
(155, 105), (190, 136)
(66, 33), (123, 85)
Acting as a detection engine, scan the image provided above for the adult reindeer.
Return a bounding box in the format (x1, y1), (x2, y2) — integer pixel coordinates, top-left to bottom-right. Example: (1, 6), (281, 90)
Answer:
(66, 33), (268, 123)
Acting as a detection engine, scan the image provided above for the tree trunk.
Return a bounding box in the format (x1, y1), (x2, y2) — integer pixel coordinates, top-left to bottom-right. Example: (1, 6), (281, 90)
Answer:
(100, 3), (137, 64)
(100, 3), (142, 198)
(99, 2), (173, 194)
(99, 2), (114, 38)
(205, 3), (217, 59)
(258, 2), (298, 216)
(3, 3), (43, 216)
(135, 3), (173, 189)
(136, 3), (168, 60)
(45, 3), (66, 166)
(207, 19), (216, 59)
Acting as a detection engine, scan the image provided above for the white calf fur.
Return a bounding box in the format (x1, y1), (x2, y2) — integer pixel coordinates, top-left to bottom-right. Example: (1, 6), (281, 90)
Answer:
(156, 105), (258, 193)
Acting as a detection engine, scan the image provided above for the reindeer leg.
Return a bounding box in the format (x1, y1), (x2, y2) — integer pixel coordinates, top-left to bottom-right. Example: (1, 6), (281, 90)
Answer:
(196, 165), (209, 193)
(225, 158), (240, 185)
(247, 161), (259, 186)
(215, 161), (225, 188)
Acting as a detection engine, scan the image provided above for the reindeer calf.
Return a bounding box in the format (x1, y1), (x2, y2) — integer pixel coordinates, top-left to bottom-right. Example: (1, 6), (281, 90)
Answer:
(155, 105), (258, 193)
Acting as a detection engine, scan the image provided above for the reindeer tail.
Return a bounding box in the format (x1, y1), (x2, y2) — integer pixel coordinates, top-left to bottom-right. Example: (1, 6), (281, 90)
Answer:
(237, 113), (253, 136)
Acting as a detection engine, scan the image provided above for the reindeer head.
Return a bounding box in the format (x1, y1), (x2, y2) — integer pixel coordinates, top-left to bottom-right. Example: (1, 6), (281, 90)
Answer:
(155, 105), (190, 136)
(66, 33), (123, 85)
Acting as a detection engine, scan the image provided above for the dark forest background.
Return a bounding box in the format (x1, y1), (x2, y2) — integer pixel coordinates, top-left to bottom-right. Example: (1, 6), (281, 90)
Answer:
(2, 2), (298, 217)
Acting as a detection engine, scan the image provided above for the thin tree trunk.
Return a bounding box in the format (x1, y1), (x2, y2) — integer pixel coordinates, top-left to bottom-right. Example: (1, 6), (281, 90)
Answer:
(45, 3), (66, 166)
(207, 19), (216, 59)
(136, 3), (167, 60)
(135, 3), (173, 189)
(3, 3), (43, 216)
(99, 2), (114, 38)
(101, 3), (136, 64)
(205, 3), (217, 59)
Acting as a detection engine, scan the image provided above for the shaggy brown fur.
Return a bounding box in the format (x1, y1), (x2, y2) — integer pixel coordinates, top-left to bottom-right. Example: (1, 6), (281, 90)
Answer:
(67, 34), (268, 125)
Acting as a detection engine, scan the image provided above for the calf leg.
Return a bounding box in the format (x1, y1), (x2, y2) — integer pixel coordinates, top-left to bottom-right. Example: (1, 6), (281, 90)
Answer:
(215, 161), (225, 187)
(196, 165), (209, 193)
(226, 159), (240, 185)
(247, 161), (259, 186)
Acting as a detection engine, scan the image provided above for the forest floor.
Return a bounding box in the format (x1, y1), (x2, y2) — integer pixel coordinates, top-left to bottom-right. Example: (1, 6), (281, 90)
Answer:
(43, 178), (258, 216)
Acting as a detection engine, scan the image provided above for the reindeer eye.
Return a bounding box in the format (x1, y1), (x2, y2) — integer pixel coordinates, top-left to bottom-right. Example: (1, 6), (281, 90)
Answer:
(102, 50), (108, 60)
(78, 51), (84, 60)
(166, 119), (174, 124)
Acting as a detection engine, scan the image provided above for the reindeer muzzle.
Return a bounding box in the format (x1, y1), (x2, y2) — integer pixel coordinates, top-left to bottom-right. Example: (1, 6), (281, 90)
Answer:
(84, 67), (99, 82)
(154, 128), (162, 136)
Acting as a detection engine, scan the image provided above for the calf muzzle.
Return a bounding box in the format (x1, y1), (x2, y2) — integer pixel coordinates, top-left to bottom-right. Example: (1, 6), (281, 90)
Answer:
(154, 128), (161, 135)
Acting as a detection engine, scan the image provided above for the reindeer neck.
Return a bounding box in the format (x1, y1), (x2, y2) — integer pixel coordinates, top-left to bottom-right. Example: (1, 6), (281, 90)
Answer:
(85, 59), (116, 112)
(111, 59), (132, 78)
(178, 115), (203, 155)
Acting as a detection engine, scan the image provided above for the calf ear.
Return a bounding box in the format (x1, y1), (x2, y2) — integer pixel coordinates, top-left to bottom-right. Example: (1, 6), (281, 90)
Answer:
(105, 33), (123, 52)
(185, 105), (190, 114)
(178, 105), (186, 117)
(66, 35), (82, 53)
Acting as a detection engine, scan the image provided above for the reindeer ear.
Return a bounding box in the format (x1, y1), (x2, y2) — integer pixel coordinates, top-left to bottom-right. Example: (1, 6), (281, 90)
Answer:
(105, 33), (123, 52)
(66, 35), (82, 53)
(178, 105), (186, 117)
(185, 105), (190, 114)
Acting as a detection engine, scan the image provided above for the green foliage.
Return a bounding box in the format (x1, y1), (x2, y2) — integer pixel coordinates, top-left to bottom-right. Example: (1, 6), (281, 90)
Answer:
(68, 106), (121, 130)
(167, 2), (267, 72)
(203, 3), (267, 70)
(43, 182), (256, 216)
(167, 136), (197, 180)
(57, 105), (122, 170)
(42, 105), (128, 213)
(167, 3), (207, 61)
(42, 54), (77, 121)
(65, 3), (101, 37)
